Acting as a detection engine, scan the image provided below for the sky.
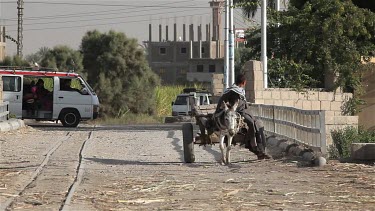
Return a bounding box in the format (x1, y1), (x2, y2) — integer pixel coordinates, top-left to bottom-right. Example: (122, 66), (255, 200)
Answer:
(0, 0), (267, 57)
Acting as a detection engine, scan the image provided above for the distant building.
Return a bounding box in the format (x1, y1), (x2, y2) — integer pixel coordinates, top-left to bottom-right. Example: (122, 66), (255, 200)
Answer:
(144, 0), (225, 84)
(0, 26), (6, 62)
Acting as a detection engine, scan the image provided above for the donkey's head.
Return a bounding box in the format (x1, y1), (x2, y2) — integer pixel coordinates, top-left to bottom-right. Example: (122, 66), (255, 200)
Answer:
(222, 101), (239, 136)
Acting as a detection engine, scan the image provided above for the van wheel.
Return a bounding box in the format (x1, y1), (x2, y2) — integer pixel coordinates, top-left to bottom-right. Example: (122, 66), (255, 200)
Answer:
(60, 110), (80, 127)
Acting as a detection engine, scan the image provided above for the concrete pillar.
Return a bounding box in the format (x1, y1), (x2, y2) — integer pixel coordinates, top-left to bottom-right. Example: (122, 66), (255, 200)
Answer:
(209, 0), (224, 41)
(216, 40), (220, 58)
(149, 24), (152, 42)
(174, 23), (177, 42)
(159, 24), (162, 42)
(199, 40), (202, 59)
(190, 41), (193, 59)
(206, 24), (209, 42)
(217, 24), (220, 41)
(183, 24), (186, 41)
(166, 25), (169, 41)
(189, 24), (194, 41)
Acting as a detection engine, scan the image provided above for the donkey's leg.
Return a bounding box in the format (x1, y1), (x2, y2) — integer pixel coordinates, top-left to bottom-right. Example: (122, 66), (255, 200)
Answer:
(226, 136), (233, 164)
(219, 134), (226, 165)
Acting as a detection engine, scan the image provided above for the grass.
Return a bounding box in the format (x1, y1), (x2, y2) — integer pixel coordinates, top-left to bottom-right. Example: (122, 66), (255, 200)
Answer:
(155, 84), (205, 117)
(92, 84), (205, 125)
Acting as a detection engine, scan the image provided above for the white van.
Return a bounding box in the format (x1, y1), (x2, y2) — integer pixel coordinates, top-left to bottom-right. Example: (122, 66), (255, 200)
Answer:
(172, 89), (211, 116)
(1, 68), (99, 127)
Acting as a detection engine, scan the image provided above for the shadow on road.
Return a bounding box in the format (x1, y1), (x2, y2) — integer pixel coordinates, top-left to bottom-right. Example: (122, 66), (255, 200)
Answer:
(168, 131), (185, 163)
(84, 157), (215, 167)
(28, 123), (184, 132)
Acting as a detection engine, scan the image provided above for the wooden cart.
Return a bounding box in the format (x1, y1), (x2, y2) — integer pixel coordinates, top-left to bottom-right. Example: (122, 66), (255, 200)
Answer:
(182, 103), (249, 163)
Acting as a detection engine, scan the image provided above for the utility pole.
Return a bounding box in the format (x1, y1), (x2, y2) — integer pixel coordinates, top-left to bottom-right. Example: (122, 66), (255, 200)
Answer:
(224, 0), (229, 89)
(17, 0), (24, 57)
(261, 0), (267, 88)
(229, 0), (234, 86)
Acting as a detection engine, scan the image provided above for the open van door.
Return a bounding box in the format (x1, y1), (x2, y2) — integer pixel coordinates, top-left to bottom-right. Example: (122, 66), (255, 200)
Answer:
(2, 75), (23, 118)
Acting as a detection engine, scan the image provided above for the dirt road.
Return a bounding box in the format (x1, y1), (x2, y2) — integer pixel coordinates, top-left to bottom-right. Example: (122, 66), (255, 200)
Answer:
(0, 124), (374, 210)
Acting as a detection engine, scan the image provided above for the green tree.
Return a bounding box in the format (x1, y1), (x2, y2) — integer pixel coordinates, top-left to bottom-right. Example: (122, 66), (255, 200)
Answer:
(39, 45), (83, 73)
(25, 47), (51, 65)
(243, 0), (375, 91)
(81, 30), (160, 117)
(0, 55), (29, 66)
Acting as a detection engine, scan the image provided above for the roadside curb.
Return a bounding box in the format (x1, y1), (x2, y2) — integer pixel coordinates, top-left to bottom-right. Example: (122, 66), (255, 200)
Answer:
(0, 119), (25, 132)
(267, 137), (327, 167)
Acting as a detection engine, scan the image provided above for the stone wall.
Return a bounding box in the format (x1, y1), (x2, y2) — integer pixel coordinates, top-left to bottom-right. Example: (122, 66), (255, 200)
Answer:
(243, 60), (359, 149)
(210, 73), (224, 96)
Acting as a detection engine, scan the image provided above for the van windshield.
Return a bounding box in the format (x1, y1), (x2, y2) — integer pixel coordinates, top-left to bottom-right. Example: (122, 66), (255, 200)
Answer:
(174, 96), (188, 105)
(79, 77), (96, 95)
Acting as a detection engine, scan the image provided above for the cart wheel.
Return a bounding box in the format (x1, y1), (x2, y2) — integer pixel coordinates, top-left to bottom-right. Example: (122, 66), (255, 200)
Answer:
(182, 123), (195, 163)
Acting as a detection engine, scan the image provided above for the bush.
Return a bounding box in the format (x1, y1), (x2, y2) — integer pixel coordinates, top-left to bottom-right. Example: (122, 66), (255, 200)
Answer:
(330, 126), (375, 159)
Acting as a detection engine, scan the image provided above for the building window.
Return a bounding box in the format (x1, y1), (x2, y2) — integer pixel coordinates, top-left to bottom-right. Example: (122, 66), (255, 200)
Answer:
(201, 47), (205, 54)
(160, 47), (166, 55)
(159, 69), (165, 74)
(209, 65), (215, 72)
(180, 47), (187, 54)
(197, 65), (204, 72)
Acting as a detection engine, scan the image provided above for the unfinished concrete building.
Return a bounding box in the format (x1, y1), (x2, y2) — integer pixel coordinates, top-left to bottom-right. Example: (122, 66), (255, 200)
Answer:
(145, 0), (225, 84)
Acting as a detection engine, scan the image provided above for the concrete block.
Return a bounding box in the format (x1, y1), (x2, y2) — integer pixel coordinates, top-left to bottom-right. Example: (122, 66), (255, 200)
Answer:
(255, 99), (264, 104)
(351, 143), (375, 160)
(282, 100), (295, 107)
(255, 91), (263, 99)
(289, 91), (298, 100)
(320, 101), (331, 111)
(299, 92), (308, 100)
(302, 101), (312, 110)
(311, 101), (321, 110)
(263, 91), (272, 99)
(334, 116), (359, 125)
(325, 116), (335, 124)
(325, 111), (335, 116)
(264, 99), (274, 105)
(271, 91), (281, 100)
(330, 101), (342, 111)
(307, 91), (319, 101)
(318, 92), (328, 101)
(334, 111), (343, 116)
(295, 100), (303, 109)
(281, 91), (290, 100)
(255, 82), (264, 91)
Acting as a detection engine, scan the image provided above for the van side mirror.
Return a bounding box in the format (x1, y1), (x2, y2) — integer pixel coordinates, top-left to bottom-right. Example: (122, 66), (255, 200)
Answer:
(171, 101), (174, 106)
(80, 88), (89, 95)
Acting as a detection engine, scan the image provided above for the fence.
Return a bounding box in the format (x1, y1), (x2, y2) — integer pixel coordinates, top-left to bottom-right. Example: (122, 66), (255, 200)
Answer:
(249, 104), (327, 155)
(0, 101), (9, 122)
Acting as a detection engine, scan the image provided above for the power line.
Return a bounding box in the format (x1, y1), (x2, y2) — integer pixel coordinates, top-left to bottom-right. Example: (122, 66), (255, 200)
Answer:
(3, 0), (196, 21)
(4, 7), (205, 27)
(6, 12), (210, 33)
(2, 1), (209, 8)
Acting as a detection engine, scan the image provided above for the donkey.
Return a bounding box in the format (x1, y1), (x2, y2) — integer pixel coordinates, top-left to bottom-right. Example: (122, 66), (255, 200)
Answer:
(215, 101), (242, 165)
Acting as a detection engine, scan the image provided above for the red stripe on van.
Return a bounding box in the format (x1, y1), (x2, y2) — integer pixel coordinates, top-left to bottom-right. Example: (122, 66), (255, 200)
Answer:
(0, 70), (80, 77)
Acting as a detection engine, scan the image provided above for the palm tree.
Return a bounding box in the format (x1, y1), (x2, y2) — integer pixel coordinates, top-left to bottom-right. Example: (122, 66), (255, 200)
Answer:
(233, 0), (288, 18)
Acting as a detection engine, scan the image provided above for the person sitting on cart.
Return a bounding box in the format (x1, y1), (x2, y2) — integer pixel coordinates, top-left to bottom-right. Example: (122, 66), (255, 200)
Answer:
(215, 73), (271, 160)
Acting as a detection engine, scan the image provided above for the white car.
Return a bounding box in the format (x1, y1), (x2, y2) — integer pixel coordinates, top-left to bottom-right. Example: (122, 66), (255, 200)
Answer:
(172, 89), (211, 116)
